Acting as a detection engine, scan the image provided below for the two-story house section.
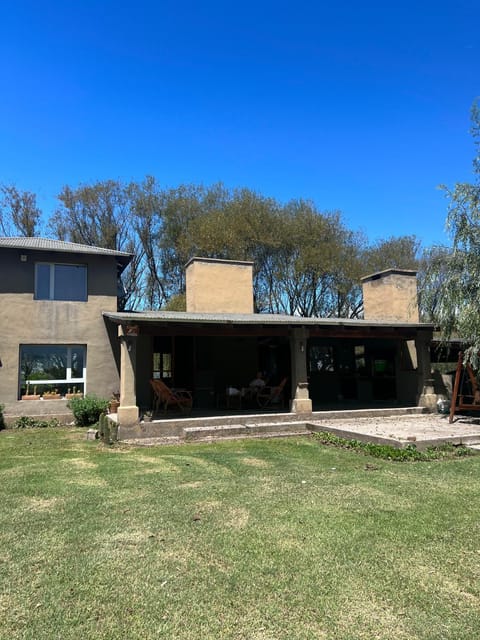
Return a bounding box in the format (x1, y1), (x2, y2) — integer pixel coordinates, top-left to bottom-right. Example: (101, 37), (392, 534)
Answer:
(0, 237), (132, 408)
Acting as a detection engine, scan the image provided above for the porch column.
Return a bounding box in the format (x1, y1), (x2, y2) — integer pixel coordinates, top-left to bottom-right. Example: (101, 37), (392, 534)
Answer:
(117, 324), (140, 425)
(290, 327), (312, 414)
(416, 332), (436, 410)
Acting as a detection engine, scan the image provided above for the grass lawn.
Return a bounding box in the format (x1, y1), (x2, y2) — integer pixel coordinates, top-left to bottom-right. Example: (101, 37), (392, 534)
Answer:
(1, 428), (480, 639)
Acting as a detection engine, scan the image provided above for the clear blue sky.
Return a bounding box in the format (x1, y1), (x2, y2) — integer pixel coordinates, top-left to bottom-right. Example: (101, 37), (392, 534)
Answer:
(1, 0), (479, 247)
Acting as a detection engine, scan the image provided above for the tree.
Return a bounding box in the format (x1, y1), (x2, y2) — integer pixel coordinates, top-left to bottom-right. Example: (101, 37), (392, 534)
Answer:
(39, 175), (427, 318)
(417, 246), (451, 322)
(0, 185), (42, 236)
(264, 201), (360, 317)
(50, 180), (142, 310)
(421, 100), (480, 365)
(51, 180), (131, 250)
(363, 235), (420, 275)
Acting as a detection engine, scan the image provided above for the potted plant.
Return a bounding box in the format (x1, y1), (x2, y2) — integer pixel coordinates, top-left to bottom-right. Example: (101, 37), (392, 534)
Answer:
(65, 386), (84, 400)
(42, 388), (62, 400)
(108, 392), (120, 414)
(21, 383), (41, 400)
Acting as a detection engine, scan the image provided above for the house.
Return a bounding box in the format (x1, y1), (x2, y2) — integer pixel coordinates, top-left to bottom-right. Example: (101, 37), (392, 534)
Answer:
(0, 237), (131, 416)
(102, 258), (436, 434)
(0, 240), (436, 431)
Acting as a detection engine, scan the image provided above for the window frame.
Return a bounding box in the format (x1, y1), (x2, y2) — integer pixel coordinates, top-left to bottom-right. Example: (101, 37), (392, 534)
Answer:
(34, 262), (88, 301)
(152, 351), (172, 380)
(19, 344), (87, 397)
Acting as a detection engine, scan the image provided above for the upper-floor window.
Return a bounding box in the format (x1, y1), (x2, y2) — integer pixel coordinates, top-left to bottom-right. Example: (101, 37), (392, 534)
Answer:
(35, 263), (87, 301)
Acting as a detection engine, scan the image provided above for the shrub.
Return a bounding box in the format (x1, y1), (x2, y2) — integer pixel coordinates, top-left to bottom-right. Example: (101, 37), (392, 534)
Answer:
(313, 431), (475, 461)
(12, 416), (61, 429)
(0, 403), (5, 430)
(68, 395), (109, 426)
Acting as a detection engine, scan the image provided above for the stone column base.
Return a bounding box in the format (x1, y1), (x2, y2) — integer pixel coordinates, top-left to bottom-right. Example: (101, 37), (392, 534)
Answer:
(117, 405), (139, 426)
(418, 393), (438, 412)
(290, 398), (313, 414)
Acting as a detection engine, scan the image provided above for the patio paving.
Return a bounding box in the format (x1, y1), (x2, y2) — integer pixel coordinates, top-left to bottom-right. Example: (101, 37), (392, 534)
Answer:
(120, 407), (480, 449)
(308, 412), (480, 449)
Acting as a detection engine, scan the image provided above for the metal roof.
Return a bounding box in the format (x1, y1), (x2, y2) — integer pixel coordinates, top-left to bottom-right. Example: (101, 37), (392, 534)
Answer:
(184, 256), (254, 268)
(103, 309), (433, 330)
(0, 236), (133, 266)
(361, 268), (418, 282)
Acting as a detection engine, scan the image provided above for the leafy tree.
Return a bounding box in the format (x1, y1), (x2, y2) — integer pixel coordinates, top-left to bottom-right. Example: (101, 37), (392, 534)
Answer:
(363, 235), (420, 275)
(129, 176), (166, 309)
(51, 180), (131, 250)
(417, 245), (451, 322)
(36, 175), (426, 319)
(421, 100), (480, 365)
(50, 179), (142, 310)
(265, 201), (358, 317)
(0, 185), (42, 236)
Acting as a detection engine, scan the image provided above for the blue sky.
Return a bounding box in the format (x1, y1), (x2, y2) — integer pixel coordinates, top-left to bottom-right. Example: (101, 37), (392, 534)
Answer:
(1, 0), (479, 247)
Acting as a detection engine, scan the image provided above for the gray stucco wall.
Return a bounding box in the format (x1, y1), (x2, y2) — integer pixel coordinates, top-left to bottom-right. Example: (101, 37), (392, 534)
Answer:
(0, 247), (118, 296)
(0, 248), (121, 405)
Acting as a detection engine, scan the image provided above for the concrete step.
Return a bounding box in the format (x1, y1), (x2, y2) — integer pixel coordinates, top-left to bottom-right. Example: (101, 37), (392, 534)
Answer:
(183, 421), (310, 442)
(122, 436), (183, 446)
(244, 421), (310, 435)
(184, 424), (247, 441)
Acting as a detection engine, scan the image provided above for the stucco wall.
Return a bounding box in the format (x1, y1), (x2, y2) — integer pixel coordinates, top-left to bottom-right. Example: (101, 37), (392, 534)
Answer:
(0, 248), (118, 296)
(362, 272), (419, 323)
(0, 248), (121, 404)
(185, 258), (254, 313)
(0, 294), (119, 403)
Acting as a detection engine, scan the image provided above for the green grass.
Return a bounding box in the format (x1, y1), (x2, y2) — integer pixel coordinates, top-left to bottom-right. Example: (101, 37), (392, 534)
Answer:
(1, 428), (480, 639)
(313, 430), (476, 460)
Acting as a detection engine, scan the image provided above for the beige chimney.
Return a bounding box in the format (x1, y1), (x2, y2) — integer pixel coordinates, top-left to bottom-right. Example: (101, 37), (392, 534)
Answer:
(361, 269), (419, 322)
(185, 257), (254, 314)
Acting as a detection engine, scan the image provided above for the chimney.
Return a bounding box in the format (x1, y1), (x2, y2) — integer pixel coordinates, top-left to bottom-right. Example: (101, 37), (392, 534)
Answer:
(361, 269), (419, 322)
(185, 257), (254, 314)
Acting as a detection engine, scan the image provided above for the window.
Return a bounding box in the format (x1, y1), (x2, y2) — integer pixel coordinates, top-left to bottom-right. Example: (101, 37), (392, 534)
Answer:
(152, 352), (172, 380)
(354, 345), (367, 375)
(152, 336), (173, 380)
(35, 263), (87, 301)
(308, 345), (335, 373)
(19, 345), (86, 397)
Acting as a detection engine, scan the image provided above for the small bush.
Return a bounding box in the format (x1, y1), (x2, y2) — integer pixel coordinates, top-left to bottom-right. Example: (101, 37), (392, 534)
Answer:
(12, 416), (61, 429)
(68, 395), (109, 427)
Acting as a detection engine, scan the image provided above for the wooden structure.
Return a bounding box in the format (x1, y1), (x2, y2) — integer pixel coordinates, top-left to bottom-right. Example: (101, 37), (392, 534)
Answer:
(257, 377), (288, 409)
(150, 379), (193, 414)
(449, 352), (480, 423)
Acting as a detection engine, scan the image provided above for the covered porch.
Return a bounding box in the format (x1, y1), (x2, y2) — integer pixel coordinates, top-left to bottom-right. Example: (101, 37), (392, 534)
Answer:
(103, 311), (435, 438)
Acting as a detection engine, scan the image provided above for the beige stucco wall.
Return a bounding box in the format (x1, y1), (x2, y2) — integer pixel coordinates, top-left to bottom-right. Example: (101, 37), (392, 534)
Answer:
(0, 293), (119, 404)
(362, 271), (419, 323)
(186, 258), (254, 313)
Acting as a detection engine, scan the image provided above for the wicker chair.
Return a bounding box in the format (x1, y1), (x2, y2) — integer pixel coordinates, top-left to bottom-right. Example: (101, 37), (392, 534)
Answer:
(150, 379), (193, 414)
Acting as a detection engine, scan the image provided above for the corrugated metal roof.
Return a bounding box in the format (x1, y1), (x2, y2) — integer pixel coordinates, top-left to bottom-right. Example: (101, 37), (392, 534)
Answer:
(360, 268), (418, 282)
(0, 236), (132, 259)
(103, 309), (433, 330)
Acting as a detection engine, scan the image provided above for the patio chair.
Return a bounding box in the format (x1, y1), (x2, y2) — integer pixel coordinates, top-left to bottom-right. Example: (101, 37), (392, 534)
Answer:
(150, 379), (193, 414)
(256, 377), (288, 409)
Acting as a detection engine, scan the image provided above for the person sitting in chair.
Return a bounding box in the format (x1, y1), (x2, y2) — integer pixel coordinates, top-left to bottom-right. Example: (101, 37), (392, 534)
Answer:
(243, 372), (265, 406)
(249, 371), (266, 390)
